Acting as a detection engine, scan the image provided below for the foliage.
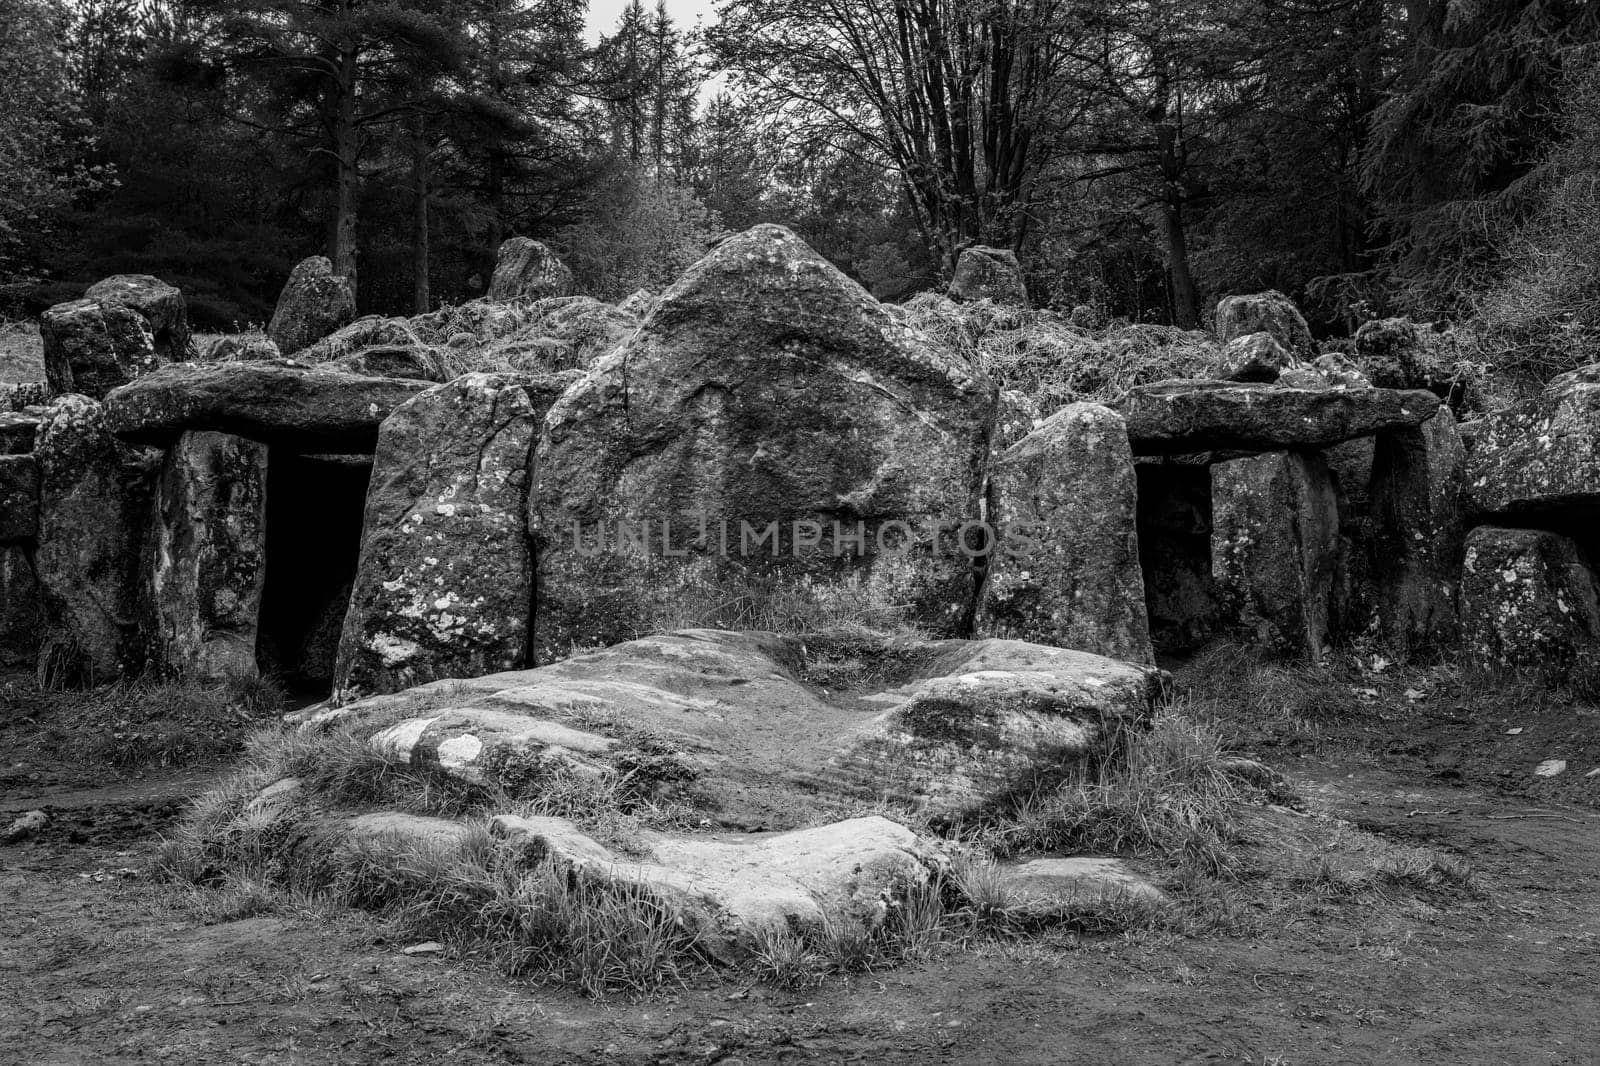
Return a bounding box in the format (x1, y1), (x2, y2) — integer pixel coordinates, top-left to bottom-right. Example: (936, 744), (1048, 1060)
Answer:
(557, 172), (722, 299)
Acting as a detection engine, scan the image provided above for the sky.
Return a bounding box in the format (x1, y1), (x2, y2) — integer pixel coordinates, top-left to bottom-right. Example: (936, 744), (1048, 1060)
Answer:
(582, 0), (721, 43)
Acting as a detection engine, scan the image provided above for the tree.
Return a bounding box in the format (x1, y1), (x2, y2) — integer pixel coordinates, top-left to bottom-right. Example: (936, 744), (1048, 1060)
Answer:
(713, 0), (1094, 275)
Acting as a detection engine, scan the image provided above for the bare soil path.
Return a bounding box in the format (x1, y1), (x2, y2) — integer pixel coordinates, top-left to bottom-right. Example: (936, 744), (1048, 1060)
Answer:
(3, 755), (1597, 1065)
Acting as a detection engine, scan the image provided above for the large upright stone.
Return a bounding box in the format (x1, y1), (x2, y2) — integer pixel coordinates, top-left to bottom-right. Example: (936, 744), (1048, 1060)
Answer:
(333, 374), (561, 703)
(1215, 291), (1312, 354)
(103, 360), (429, 453)
(40, 300), (160, 400)
(268, 256), (356, 357)
(977, 404), (1152, 664)
(1117, 381), (1440, 455)
(1466, 376), (1600, 520)
(486, 238), (575, 302)
(1461, 526), (1600, 685)
(1212, 451), (1343, 659)
(1365, 409), (1466, 656)
(34, 396), (159, 681)
(85, 275), (192, 362)
(146, 432), (268, 681)
(530, 225), (996, 660)
(948, 246), (1029, 307)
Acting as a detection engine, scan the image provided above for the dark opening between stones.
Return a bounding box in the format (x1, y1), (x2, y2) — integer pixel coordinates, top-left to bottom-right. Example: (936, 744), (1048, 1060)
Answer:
(256, 451), (372, 695)
(1135, 462), (1220, 656)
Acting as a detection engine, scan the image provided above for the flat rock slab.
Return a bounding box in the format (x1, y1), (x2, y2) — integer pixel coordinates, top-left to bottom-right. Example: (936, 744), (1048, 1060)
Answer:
(311, 628), (1162, 827)
(103, 359), (430, 452)
(999, 857), (1166, 916)
(1115, 380), (1440, 455)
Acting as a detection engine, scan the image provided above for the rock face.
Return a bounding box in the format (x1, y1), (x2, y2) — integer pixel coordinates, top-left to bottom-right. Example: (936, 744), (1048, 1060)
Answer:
(84, 275), (192, 362)
(1215, 291), (1313, 354)
(0, 546), (42, 668)
(267, 256), (356, 356)
(1219, 332), (1296, 382)
(313, 629), (1160, 828)
(1466, 377), (1600, 520)
(103, 359), (429, 453)
(1116, 381), (1440, 455)
(33, 395), (159, 681)
(1212, 451), (1343, 659)
(1353, 317), (1426, 389)
(1364, 410), (1467, 655)
(1461, 526), (1600, 684)
(0, 455), (39, 543)
(948, 246), (1029, 307)
(40, 300), (160, 400)
(145, 432), (268, 681)
(977, 403), (1152, 664)
(486, 238), (575, 302)
(529, 225), (996, 660)
(332, 373), (564, 704)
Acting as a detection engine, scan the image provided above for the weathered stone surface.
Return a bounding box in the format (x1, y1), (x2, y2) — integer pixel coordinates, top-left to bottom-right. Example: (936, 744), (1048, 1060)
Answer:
(1215, 291), (1312, 353)
(0, 455), (39, 542)
(827, 641), (1161, 821)
(316, 629), (1159, 829)
(0, 545), (42, 668)
(977, 403), (1152, 664)
(486, 238), (575, 302)
(84, 274), (192, 362)
(146, 432), (267, 681)
(1465, 379), (1600, 520)
(1461, 526), (1600, 684)
(492, 814), (936, 950)
(40, 300), (160, 400)
(948, 246), (1029, 307)
(998, 856), (1167, 914)
(1219, 332), (1296, 382)
(1353, 317), (1426, 389)
(1212, 451), (1343, 659)
(990, 389), (1040, 455)
(204, 335), (283, 362)
(1364, 410), (1466, 656)
(1135, 462), (1219, 652)
(618, 288), (656, 318)
(267, 256), (356, 356)
(332, 373), (560, 704)
(1115, 381), (1440, 456)
(103, 359), (429, 453)
(0, 409), (40, 455)
(329, 346), (445, 381)
(529, 225), (996, 659)
(34, 395), (159, 681)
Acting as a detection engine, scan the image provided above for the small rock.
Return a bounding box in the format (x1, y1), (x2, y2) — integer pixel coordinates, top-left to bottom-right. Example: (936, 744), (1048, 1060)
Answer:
(1534, 759), (1567, 778)
(401, 941), (444, 956)
(1506, 727), (1524, 735)
(1585, 767), (1600, 779)
(2, 809), (47, 842)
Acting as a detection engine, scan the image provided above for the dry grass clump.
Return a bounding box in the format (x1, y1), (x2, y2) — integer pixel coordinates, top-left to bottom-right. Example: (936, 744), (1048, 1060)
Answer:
(899, 291), (1221, 411)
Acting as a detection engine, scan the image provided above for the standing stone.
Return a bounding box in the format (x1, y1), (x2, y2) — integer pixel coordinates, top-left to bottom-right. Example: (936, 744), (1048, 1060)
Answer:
(333, 373), (558, 703)
(1366, 410), (1466, 656)
(1215, 291), (1313, 354)
(1461, 526), (1600, 685)
(486, 238), (575, 302)
(267, 256), (356, 356)
(1466, 375), (1600, 521)
(0, 547), (42, 669)
(85, 275), (192, 362)
(1212, 451), (1343, 659)
(0, 455), (39, 543)
(531, 225), (996, 661)
(948, 247), (1029, 307)
(40, 300), (160, 400)
(33, 395), (159, 681)
(978, 404), (1152, 664)
(146, 432), (268, 681)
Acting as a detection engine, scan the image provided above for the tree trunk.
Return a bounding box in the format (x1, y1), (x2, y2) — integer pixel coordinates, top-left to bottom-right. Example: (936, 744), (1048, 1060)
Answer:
(332, 45), (360, 299)
(1154, 122), (1198, 328)
(412, 117), (430, 314)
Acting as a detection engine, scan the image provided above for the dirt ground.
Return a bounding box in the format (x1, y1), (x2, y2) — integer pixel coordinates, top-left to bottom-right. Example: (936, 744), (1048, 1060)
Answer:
(4, 663), (1600, 1064)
